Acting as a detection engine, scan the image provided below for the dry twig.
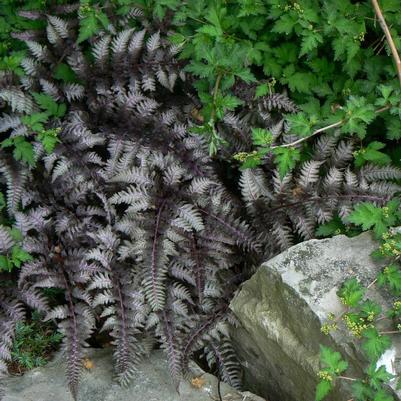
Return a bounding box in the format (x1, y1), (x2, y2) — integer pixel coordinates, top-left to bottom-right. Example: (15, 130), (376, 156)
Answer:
(371, 0), (401, 87)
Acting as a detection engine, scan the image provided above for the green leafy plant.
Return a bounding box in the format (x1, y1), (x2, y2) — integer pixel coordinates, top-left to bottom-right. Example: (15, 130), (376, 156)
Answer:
(10, 311), (63, 372)
(317, 210), (401, 400)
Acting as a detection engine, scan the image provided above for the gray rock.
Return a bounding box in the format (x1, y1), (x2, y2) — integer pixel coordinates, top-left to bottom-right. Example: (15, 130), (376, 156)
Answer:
(230, 232), (401, 401)
(3, 348), (266, 401)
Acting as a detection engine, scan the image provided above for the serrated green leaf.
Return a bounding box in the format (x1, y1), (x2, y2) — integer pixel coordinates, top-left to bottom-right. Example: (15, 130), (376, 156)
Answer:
(373, 389), (395, 401)
(252, 128), (273, 147)
(53, 63), (77, 83)
(286, 113), (313, 137)
(300, 32), (323, 57)
(354, 142), (391, 167)
(9, 228), (22, 242)
(316, 217), (345, 237)
(378, 265), (401, 295)
(341, 96), (376, 139)
(338, 278), (365, 307)
(38, 130), (60, 154)
(12, 137), (35, 166)
(315, 380), (332, 401)
(255, 83), (269, 98)
(96, 11), (110, 30)
(320, 345), (348, 373)
(77, 13), (99, 44)
(367, 364), (394, 390)
(0, 255), (11, 272)
(235, 68), (256, 83)
(347, 202), (397, 238)
(272, 147), (301, 178)
(362, 328), (391, 361)
(0, 192), (5, 211)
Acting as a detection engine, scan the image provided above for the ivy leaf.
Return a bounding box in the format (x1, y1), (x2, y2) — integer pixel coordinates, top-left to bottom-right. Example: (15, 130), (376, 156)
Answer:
(337, 278), (365, 307)
(362, 328), (391, 362)
(77, 12), (99, 44)
(315, 380), (332, 401)
(272, 147), (301, 178)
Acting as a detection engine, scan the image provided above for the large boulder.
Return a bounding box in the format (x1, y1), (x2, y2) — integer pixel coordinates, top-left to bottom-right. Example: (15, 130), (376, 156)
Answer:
(230, 232), (401, 401)
(3, 348), (265, 401)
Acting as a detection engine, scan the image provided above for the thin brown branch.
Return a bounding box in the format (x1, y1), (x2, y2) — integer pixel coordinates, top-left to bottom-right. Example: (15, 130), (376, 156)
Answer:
(272, 105), (391, 150)
(371, 0), (401, 87)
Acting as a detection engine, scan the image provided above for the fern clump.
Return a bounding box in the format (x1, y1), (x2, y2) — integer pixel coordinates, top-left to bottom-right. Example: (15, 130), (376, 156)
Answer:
(0, 4), (258, 398)
(0, 2), (401, 401)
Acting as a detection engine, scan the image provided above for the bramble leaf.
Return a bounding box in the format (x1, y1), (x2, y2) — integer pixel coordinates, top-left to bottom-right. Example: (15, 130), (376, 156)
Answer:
(272, 147), (301, 178)
(337, 278), (365, 307)
(252, 128), (273, 147)
(315, 380), (332, 401)
(77, 12), (99, 44)
(362, 328), (391, 362)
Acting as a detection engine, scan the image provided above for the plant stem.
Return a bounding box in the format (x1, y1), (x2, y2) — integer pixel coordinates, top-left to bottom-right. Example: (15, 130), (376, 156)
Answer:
(379, 330), (400, 335)
(338, 376), (357, 382)
(210, 74), (222, 123)
(367, 278), (377, 289)
(371, 0), (401, 87)
(271, 120), (343, 149)
(212, 73), (222, 104)
(273, 105), (391, 150)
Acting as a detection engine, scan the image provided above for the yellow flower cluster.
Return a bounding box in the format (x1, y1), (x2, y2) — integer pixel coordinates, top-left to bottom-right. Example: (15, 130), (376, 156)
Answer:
(321, 322), (338, 335)
(79, 4), (92, 16)
(379, 240), (401, 257)
(233, 151), (258, 163)
(366, 311), (375, 322)
(317, 371), (333, 382)
(276, 2), (304, 14)
(342, 314), (372, 338)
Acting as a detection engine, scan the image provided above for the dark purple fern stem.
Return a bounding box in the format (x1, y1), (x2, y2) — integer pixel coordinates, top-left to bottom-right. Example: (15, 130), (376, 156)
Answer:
(198, 208), (255, 250)
(270, 193), (391, 213)
(115, 275), (129, 372)
(61, 271), (80, 401)
(191, 234), (204, 304)
(151, 200), (167, 309)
